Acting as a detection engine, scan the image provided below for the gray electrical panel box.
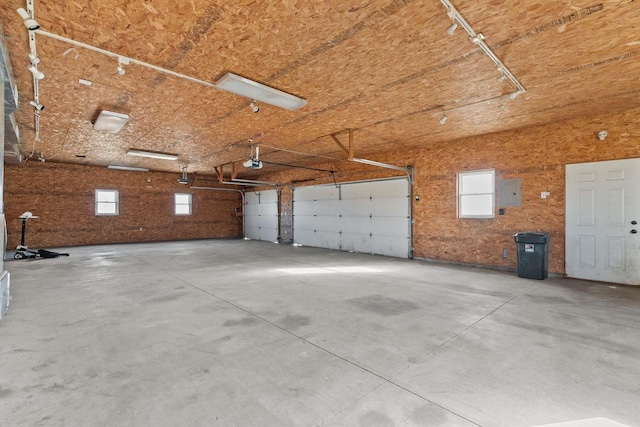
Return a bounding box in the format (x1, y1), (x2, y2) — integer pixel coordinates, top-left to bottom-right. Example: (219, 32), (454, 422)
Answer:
(498, 178), (521, 207)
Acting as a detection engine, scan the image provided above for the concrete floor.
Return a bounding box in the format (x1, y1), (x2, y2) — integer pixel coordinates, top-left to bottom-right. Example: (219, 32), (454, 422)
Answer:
(1, 239), (639, 427)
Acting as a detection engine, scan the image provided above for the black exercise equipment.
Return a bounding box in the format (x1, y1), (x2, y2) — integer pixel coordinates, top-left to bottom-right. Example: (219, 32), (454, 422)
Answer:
(14, 212), (69, 260)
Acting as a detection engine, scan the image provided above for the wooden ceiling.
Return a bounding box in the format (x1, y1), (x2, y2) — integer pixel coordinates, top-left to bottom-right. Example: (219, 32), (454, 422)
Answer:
(2, 0), (638, 178)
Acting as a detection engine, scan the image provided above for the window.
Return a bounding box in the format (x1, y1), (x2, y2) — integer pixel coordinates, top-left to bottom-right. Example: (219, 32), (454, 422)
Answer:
(175, 193), (192, 215)
(95, 189), (119, 215)
(457, 170), (495, 218)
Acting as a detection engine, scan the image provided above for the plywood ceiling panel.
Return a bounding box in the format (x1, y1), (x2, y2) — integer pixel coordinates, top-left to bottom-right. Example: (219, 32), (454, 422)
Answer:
(2, 0), (638, 179)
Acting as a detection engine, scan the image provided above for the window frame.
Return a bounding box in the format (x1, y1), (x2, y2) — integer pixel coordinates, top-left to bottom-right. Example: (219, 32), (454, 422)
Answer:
(174, 193), (192, 216)
(457, 169), (495, 219)
(95, 189), (119, 216)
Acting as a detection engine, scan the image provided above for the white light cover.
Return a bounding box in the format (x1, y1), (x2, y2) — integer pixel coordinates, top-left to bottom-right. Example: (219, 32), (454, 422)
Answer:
(216, 72), (306, 110)
(126, 149), (178, 161)
(107, 165), (149, 172)
(94, 110), (129, 133)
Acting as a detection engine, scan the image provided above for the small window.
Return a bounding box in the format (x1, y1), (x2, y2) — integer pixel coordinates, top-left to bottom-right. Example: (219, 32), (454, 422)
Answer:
(175, 193), (192, 215)
(95, 189), (119, 216)
(458, 170), (495, 218)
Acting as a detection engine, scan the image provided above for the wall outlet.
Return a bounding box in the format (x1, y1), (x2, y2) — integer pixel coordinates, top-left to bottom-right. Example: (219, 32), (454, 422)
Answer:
(541, 191), (551, 199)
(502, 248), (507, 258)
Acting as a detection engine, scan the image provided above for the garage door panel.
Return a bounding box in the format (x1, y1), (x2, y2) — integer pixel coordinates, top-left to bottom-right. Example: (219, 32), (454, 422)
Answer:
(371, 179), (407, 197)
(371, 217), (409, 237)
(370, 197), (409, 217)
(245, 226), (260, 239)
(244, 215), (260, 228)
(315, 215), (342, 233)
(293, 178), (409, 258)
(315, 231), (341, 249)
(315, 199), (342, 215)
(372, 235), (410, 258)
(340, 199), (373, 216)
(295, 186), (338, 201)
(294, 200), (317, 215)
(341, 183), (374, 200)
(245, 192), (260, 205)
(259, 203), (278, 217)
(294, 229), (318, 246)
(258, 191), (278, 204)
(340, 217), (371, 234)
(294, 215), (316, 231)
(244, 189), (278, 241)
(259, 227), (279, 242)
(341, 233), (373, 253)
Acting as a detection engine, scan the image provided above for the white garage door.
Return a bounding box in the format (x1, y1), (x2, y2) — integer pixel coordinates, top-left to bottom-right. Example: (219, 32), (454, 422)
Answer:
(293, 178), (411, 258)
(244, 190), (279, 242)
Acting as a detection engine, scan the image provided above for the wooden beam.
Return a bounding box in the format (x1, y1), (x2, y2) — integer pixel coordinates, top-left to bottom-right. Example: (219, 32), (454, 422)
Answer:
(330, 129), (354, 161)
(214, 165), (224, 183)
(231, 161), (239, 180)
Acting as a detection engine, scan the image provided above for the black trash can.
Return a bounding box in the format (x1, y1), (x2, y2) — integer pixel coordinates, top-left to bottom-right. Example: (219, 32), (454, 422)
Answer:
(513, 232), (549, 280)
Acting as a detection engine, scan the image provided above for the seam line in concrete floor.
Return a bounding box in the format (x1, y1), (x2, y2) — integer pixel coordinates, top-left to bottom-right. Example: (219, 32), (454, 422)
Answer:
(388, 282), (540, 373)
(151, 263), (483, 427)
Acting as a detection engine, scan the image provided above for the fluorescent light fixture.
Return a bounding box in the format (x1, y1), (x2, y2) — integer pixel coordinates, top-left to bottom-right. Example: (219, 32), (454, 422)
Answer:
(94, 110), (129, 133)
(107, 165), (149, 172)
(126, 149), (178, 161)
(216, 72), (307, 110)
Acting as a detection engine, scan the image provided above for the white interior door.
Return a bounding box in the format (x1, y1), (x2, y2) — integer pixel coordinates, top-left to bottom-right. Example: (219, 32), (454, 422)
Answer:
(293, 178), (411, 258)
(244, 190), (279, 242)
(566, 158), (640, 285)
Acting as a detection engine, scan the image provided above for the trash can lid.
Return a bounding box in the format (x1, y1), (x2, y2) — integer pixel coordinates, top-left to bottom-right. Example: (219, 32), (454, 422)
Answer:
(514, 232), (549, 243)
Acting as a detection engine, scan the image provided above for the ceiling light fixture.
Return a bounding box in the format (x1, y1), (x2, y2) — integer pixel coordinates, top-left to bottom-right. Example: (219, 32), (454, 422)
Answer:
(439, 0), (526, 97)
(446, 22), (458, 36)
(470, 33), (485, 44)
(28, 52), (40, 65)
(93, 110), (129, 133)
(29, 101), (44, 111)
(27, 65), (44, 80)
(439, 113), (448, 125)
(30, 30), (307, 110)
(107, 165), (149, 172)
(216, 72), (307, 110)
(126, 149), (179, 161)
(16, 7), (39, 31)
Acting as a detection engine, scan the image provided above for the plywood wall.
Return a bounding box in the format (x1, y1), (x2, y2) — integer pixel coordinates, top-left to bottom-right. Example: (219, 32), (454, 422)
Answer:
(3, 163), (242, 248)
(4, 107), (638, 274)
(264, 107), (640, 274)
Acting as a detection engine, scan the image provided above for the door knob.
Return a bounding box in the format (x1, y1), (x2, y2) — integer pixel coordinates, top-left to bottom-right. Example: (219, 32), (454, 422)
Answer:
(632, 229), (638, 234)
